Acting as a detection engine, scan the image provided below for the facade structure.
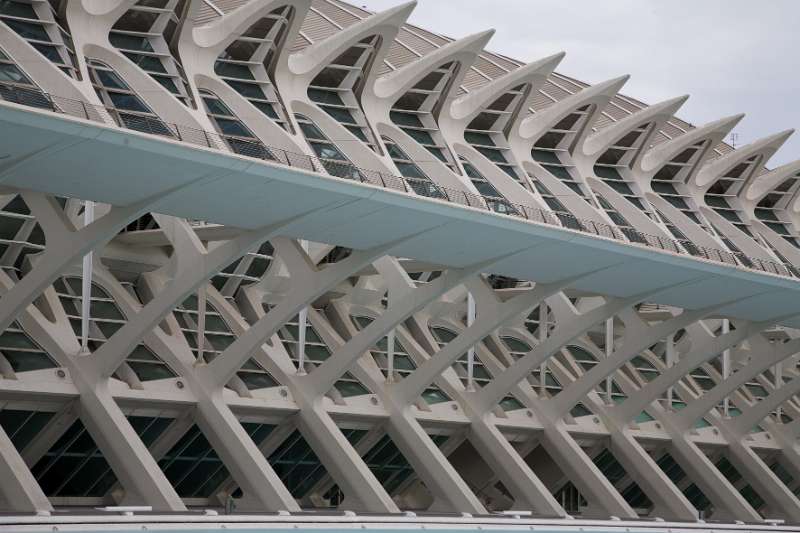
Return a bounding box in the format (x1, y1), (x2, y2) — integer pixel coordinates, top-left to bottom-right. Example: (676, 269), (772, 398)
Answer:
(1, 0), (800, 527)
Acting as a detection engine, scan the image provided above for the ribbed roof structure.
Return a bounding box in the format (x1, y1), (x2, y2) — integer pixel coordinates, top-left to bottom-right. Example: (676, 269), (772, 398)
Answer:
(0, 0), (798, 527)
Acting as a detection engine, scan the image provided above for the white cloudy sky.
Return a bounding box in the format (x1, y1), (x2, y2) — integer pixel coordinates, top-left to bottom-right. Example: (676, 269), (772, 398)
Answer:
(360, 0), (799, 166)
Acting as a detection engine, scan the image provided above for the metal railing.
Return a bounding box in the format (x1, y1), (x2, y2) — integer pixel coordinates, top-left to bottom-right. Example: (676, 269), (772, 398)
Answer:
(0, 82), (796, 280)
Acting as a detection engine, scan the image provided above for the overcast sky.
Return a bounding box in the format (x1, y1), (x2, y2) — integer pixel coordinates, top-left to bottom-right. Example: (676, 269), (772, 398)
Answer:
(360, 0), (799, 167)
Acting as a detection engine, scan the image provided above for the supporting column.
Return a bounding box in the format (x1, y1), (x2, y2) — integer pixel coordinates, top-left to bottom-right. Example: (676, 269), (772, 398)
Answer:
(76, 381), (186, 511)
(79, 200), (94, 356)
(301, 256), (512, 398)
(0, 425), (51, 512)
(722, 318), (730, 417)
(666, 333), (675, 406)
(194, 393), (299, 511)
(607, 429), (698, 520)
(665, 423), (761, 522)
(467, 291), (476, 392)
(387, 408), (486, 513)
(386, 327), (395, 382)
(196, 285), (207, 363)
(293, 401), (399, 512)
(540, 423), (637, 519)
(539, 303), (547, 396)
(605, 318), (613, 404)
(724, 435), (800, 521)
(297, 240), (309, 375)
(467, 419), (566, 515)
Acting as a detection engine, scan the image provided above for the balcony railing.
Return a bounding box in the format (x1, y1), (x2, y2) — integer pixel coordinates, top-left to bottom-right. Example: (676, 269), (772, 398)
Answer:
(0, 82), (796, 281)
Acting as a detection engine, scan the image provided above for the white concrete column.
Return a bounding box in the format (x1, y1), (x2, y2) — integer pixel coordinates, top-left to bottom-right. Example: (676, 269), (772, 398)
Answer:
(607, 429), (698, 520)
(76, 381), (186, 511)
(466, 291), (476, 391)
(293, 401), (399, 512)
(387, 408), (486, 513)
(79, 200), (94, 356)
(722, 318), (731, 417)
(386, 327), (395, 382)
(466, 419), (567, 516)
(0, 425), (52, 512)
(196, 284), (207, 363)
(550, 307), (712, 417)
(659, 415), (761, 522)
(539, 303), (547, 396)
(539, 423), (637, 519)
(297, 240), (309, 375)
(724, 433), (800, 521)
(304, 258), (506, 398)
(193, 393), (299, 511)
(666, 332), (676, 406)
(605, 318), (613, 404)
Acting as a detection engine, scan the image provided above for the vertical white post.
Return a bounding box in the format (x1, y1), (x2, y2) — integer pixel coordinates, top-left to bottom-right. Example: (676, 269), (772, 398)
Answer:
(196, 285), (207, 364)
(79, 200), (94, 356)
(297, 240), (308, 375)
(605, 318), (613, 404)
(722, 318), (730, 417)
(539, 303), (547, 396)
(466, 292), (476, 392)
(666, 333), (675, 407)
(775, 363), (782, 420)
(386, 328), (395, 383)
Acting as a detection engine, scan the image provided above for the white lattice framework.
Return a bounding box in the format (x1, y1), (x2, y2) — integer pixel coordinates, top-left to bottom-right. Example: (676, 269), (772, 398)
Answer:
(0, 0), (799, 526)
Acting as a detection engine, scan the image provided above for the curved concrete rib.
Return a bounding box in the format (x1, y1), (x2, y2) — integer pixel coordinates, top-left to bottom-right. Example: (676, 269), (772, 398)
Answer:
(693, 129), (793, 191)
(372, 29), (495, 104)
(515, 75), (630, 147)
(581, 95), (689, 164)
(639, 114), (744, 179)
(448, 52), (565, 124)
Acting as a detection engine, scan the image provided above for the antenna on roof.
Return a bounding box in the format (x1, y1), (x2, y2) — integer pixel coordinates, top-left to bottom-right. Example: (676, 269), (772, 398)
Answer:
(729, 132), (739, 148)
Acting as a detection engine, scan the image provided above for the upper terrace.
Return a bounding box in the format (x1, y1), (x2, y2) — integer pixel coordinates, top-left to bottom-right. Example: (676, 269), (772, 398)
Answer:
(1, 87), (799, 328)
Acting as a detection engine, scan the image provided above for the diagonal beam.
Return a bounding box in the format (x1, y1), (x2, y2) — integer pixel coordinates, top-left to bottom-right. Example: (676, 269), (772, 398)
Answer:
(193, 393), (300, 512)
(676, 337), (800, 429)
(466, 418), (567, 516)
(0, 423), (51, 512)
(301, 250), (532, 398)
(0, 194), (144, 335)
(74, 381), (186, 511)
(0, 170), (240, 339)
(550, 305), (722, 416)
(662, 420), (762, 522)
(395, 271), (595, 406)
(540, 422), (637, 519)
(732, 373), (800, 435)
(721, 424), (800, 521)
(202, 231), (433, 387)
(611, 321), (768, 424)
(475, 291), (661, 414)
(86, 209), (322, 379)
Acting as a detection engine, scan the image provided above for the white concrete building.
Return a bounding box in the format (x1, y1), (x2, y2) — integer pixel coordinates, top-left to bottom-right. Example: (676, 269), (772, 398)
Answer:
(1, 0), (800, 527)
